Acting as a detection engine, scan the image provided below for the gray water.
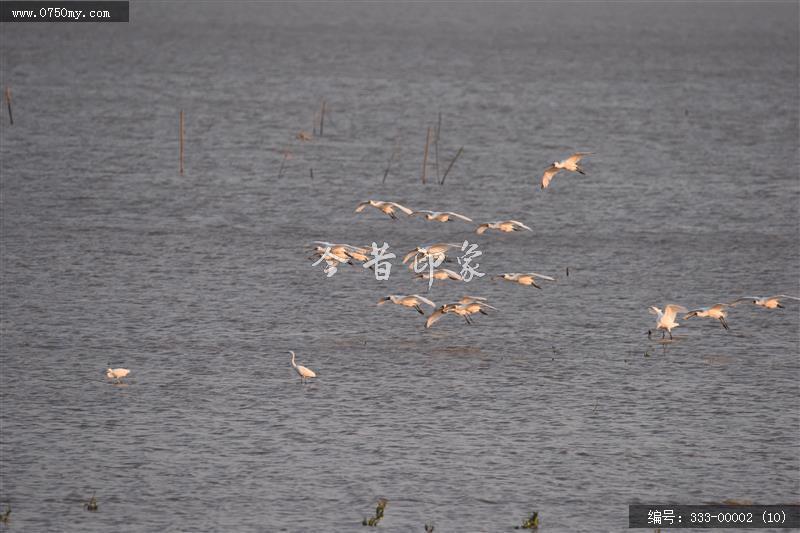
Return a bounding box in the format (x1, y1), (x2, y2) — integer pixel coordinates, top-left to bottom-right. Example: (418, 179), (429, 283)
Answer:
(1, 2), (798, 532)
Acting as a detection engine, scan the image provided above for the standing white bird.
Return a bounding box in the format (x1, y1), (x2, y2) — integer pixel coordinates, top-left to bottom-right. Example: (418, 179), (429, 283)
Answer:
(378, 294), (436, 315)
(411, 210), (473, 223)
(289, 351), (316, 383)
(684, 303), (732, 330)
(106, 367), (131, 383)
(355, 200), (414, 220)
(475, 220), (532, 235)
(540, 152), (593, 189)
(648, 304), (689, 339)
(731, 295), (800, 309)
(493, 272), (556, 289)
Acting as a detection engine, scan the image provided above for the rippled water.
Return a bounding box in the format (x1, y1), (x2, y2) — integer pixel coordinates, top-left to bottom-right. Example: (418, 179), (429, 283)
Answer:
(1, 3), (798, 532)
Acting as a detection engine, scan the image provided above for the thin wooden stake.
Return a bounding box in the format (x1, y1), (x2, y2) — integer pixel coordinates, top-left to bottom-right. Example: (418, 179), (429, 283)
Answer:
(434, 112), (441, 182)
(179, 110), (184, 175)
(277, 148), (289, 179)
(382, 139), (400, 184)
(4, 87), (12, 125)
(440, 146), (463, 185)
(421, 126), (432, 184)
(319, 100), (326, 136)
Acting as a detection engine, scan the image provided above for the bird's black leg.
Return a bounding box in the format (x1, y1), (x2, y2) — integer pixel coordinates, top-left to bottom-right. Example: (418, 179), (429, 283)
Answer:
(668, 331), (673, 340)
(415, 305), (424, 315)
(720, 317), (729, 330)
(661, 330), (665, 339)
(777, 303), (784, 309)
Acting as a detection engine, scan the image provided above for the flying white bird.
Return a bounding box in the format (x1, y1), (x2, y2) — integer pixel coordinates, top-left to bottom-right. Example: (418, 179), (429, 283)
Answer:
(413, 268), (464, 282)
(475, 220), (532, 235)
(378, 294), (436, 315)
(289, 351), (316, 383)
(310, 242), (371, 264)
(731, 295), (800, 309)
(684, 303), (732, 330)
(402, 243), (461, 266)
(106, 367), (131, 383)
(355, 200), (414, 220)
(425, 300), (496, 328)
(648, 304), (688, 339)
(493, 272), (556, 289)
(540, 152), (593, 189)
(411, 210), (473, 223)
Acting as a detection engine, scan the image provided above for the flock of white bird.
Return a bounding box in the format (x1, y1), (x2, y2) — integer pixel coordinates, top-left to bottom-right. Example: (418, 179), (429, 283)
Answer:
(101, 151), (797, 385)
(648, 295), (800, 340)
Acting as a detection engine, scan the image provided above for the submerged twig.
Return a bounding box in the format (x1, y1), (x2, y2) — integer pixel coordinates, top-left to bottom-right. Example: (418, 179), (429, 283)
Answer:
(433, 112), (442, 182)
(382, 139), (401, 184)
(421, 126), (432, 184)
(440, 146), (463, 185)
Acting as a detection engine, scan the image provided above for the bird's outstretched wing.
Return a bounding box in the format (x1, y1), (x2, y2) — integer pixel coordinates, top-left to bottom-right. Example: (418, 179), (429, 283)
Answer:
(441, 269), (463, 280)
(526, 272), (556, 281)
(509, 220), (533, 231)
(355, 201), (371, 213)
(663, 304), (688, 322)
(446, 211), (473, 222)
(411, 210), (434, 217)
(564, 152), (594, 165)
(541, 165), (560, 189)
(768, 294), (800, 301)
(475, 224), (490, 235)
(425, 307), (447, 328)
(413, 295), (436, 307)
(389, 202), (414, 215)
(729, 296), (759, 306)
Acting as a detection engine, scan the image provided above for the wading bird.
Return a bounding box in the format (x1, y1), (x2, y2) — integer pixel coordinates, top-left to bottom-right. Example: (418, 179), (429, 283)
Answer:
(540, 152), (593, 189)
(493, 272), (556, 289)
(289, 351), (316, 383)
(684, 303), (732, 330)
(475, 220), (532, 235)
(106, 367), (131, 383)
(731, 295), (800, 309)
(648, 304), (688, 340)
(411, 210), (473, 223)
(355, 200), (414, 220)
(378, 294), (436, 315)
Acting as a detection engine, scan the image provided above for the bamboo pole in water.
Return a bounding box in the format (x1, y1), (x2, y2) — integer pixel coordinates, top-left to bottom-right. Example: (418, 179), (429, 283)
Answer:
(319, 100), (326, 136)
(440, 146), (463, 185)
(382, 140), (400, 184)
(434, 112), (441, 182)
(421, 126), (432, 184)
(179, 110), (184, 175)
(4, 87), (12, 125)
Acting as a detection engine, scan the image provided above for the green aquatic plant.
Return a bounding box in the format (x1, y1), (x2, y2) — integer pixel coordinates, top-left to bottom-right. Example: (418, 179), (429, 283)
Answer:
(514, 510), (538, 529)
(85, 492), (98, 512)
(362, 498), (387, 526)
